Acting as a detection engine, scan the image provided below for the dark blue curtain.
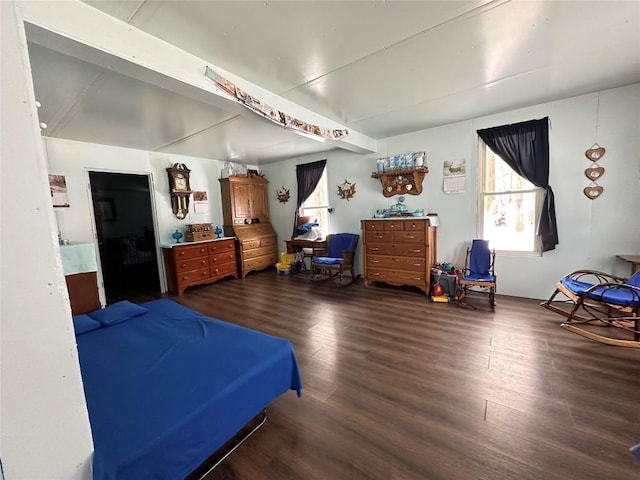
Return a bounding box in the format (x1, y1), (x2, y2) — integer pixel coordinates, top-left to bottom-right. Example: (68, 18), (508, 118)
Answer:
(293, 159), (326, 238)
(477, 117), (558, 252)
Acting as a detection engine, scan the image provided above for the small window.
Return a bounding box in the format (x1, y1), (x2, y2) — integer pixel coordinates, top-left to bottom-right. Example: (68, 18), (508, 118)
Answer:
(478, 139), (542, 254)
(300, 168), (329, 237)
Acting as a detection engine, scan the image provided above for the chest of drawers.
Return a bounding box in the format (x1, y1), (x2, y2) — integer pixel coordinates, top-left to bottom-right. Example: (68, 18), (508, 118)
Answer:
(162, 237), (238, 296)
(231, 224), (278, 277)
(361, 219), (437, 295)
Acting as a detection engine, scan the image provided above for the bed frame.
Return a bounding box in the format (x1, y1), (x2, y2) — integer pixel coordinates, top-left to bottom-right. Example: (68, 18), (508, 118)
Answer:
(73, 299), (302, 479)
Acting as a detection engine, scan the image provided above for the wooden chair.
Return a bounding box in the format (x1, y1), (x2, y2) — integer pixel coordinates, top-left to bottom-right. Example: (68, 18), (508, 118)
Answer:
(540, 269), (640, 347)
(458, 239), (496, 310)
(311, 233), (360, 285)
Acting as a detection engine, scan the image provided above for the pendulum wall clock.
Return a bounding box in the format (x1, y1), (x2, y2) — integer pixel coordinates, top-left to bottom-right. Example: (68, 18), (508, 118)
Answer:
(166, 163), (192, 219)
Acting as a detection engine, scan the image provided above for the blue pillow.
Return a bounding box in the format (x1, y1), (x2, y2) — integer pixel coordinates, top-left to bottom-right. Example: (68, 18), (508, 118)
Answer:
(88, 300), (149, 326)
(73, 314), (101, 335)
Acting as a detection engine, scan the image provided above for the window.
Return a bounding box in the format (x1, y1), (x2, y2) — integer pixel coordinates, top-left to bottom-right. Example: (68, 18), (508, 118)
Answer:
(300, 168), (329, 237)
(478, 138), (542, 253)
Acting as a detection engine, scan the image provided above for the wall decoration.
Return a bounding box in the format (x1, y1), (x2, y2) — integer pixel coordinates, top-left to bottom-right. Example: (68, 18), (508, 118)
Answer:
(583, 185), (604, 199)
(338, 179), (356, 201)
(276, 186), (290, 203)
(583, 143), (605, 200)
(205, 66), (349, 141)
(370, 151), (428, 197)
(443, 159), (466, 194)
(193, 191), (209, 214)
(49, 174), (70, 207)
(584, 94), (605, 200)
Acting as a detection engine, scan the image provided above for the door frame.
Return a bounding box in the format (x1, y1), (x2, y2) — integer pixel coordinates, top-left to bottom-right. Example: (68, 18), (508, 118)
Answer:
(85, 167), (167, 304)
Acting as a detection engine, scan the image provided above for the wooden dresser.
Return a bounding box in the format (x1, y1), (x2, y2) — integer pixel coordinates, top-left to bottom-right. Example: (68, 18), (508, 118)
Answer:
(361, 218), (437, 295)
(232, 224), (278, 277)
(220, 175), (277, 277)
(163, 237), (238, 296)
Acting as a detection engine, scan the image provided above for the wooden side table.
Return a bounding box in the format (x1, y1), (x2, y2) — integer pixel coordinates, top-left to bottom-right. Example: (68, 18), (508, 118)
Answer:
(617, 255), (640, 275)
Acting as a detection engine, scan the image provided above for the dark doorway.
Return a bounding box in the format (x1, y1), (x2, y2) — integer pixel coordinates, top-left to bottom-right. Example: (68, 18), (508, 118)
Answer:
(89, 172), (161, 304)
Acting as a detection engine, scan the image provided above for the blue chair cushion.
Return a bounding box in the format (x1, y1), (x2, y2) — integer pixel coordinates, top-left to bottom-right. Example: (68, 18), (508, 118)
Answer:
(561, 276), (640, 308)
(462, 273), (495, 283)
(627, 271), (640, 288)
(313, 257), (343, 265)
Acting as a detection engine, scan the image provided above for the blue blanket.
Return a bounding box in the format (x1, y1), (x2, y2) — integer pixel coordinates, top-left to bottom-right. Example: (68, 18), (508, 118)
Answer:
(76, 299), (302, 480)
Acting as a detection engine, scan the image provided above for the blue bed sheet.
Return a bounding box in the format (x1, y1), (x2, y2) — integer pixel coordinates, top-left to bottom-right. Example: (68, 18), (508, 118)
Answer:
(76, 299), (302, 480)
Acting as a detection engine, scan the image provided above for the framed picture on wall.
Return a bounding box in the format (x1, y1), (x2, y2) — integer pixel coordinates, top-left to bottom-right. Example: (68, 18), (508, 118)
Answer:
(49, 174), (70, 207)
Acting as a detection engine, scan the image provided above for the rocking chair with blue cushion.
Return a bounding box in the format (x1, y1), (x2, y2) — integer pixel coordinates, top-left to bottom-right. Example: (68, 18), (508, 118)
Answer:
(541, 269), (640, 347)
(458, 239), (496, 310)
(311, 233), (360, 285)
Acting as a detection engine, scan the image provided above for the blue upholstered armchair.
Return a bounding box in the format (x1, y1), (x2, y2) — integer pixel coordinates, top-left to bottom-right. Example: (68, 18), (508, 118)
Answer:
(311, 233), (360, 286)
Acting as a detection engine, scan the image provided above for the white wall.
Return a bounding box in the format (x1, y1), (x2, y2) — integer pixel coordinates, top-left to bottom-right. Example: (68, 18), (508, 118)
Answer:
(0, 3), (94, 479)
(264, 83), (640, 300)
(45, 137), (227, 296)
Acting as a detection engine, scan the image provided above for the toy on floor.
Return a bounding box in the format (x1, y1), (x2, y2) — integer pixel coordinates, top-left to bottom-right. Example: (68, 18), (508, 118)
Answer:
(275, 252), (296, 275)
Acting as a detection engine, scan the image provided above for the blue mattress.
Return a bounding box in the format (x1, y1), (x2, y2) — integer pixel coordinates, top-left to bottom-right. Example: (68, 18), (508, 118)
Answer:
(75, 299), (302, 480)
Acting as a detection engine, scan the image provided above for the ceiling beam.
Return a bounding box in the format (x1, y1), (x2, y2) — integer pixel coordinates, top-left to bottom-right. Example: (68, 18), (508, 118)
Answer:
(18, 0), (377, 155)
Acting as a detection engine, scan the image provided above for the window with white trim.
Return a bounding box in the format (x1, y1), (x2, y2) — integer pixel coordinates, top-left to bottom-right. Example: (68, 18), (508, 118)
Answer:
(478, 138), (542, 253)
(300, 168), (329, 237)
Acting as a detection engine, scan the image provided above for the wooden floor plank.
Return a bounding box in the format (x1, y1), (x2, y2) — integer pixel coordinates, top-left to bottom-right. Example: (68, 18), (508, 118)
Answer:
(131, 270), (640, 479)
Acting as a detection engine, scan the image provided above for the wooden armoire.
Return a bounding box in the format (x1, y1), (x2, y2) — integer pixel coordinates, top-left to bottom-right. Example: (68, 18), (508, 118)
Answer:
(219, 175), (277, 277)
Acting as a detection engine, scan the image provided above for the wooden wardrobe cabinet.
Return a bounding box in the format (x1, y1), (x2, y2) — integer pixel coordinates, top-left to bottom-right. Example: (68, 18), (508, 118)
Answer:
(361, 218), (437, 296)
(219, 175), (277, 277)
(220, 175), (269, 225)
(163, 238), (238, 296)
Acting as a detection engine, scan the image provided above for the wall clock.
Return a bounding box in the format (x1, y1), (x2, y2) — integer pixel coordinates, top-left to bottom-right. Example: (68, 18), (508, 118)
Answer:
(166, 163), (192, 219)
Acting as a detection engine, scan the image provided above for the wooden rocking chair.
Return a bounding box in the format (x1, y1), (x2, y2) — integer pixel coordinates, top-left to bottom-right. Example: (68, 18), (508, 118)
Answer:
(311, 233), (360, 285)
(540, 269), (640, 347)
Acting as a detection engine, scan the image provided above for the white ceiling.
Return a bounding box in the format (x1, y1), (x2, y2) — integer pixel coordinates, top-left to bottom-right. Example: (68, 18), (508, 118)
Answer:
(26, 0), (640, 165)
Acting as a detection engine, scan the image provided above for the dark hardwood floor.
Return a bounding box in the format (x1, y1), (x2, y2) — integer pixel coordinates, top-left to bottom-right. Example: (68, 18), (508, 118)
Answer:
(141, 269), (639, 479)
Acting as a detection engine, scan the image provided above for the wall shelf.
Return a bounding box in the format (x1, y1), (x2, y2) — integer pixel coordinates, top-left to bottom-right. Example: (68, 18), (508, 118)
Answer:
(371, 166), (428, 197)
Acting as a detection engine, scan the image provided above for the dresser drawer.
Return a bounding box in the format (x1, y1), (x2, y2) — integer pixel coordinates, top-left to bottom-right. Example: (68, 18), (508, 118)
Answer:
(366, 268), (426, 285)
(259, 235), (277, 248)
(173, 243), (209, 260)
(243, 245), (276, 259)
(383, 220), (405, 231)
(366, 255), (426, 272)
(403, 219), (427, 231)
(175, 256), (209, 273)
(208, 239), (235, 254)
(176, 267), (211, 286)
(393, 231), (425, 244)
(362, 220), (384, 231)
(366, 244), (425, 257)
(210, 261), (237, 278)
(242, 239), (261, 250)
(210, 251), (236, 266)
(244, 253), (277, 270)
(364, 231), (393, 243)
